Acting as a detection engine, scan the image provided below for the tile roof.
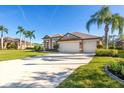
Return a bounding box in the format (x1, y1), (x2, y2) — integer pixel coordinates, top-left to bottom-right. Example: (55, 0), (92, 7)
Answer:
(0, 37), (30, 43)
(72, 32), (99, 39)
(58, 32), (99, 41)
(49, 34), (63, 38)
(43, 34), (63, 39)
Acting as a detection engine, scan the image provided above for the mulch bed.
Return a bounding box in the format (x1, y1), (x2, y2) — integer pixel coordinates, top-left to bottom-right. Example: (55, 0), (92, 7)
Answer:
(108, 68), (124, 80)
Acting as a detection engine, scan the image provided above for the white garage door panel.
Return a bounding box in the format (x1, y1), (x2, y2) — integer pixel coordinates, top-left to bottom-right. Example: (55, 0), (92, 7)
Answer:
(59, 41), (80, 53)
(83, 40), (97, 53)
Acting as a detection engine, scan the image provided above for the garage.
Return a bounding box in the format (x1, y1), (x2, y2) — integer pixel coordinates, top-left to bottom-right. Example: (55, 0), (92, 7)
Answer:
(58, 41), (80, 53)
(83, 40), (97, 53)
(53, 32), (100, 53)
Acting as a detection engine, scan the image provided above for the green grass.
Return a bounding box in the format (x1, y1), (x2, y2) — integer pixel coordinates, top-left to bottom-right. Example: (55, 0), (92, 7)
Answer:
(0, 50), (48, 61)
(118, 50), (124, 58)
(58, 57), (124, 88)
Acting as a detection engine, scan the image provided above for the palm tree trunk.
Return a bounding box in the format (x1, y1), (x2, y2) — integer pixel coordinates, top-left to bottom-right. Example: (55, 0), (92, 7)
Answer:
(30, 38), (32, 47)
(24, 37), (26, 49)
(104, 24), (109, 49)
(1, 32), (3, 50)
(20, 33), (22, 49)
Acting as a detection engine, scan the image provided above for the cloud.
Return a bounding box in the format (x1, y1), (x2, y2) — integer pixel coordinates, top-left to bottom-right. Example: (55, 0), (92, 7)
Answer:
(48, 6), (59, 25)
(16, 5), (30, 25)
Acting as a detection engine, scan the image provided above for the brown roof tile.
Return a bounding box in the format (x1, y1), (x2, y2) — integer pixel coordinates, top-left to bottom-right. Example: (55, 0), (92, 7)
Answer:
(58, 32), (99, 41)
(43, 34), (63, 39)
(72, 32), (99, 39)
(49, 34), (63, 38)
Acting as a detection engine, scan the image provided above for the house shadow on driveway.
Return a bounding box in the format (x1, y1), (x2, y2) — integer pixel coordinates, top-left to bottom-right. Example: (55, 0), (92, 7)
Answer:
(23, 62), (87, 65)
(0, 68), (73, 88)
(21, 53), (93, 61)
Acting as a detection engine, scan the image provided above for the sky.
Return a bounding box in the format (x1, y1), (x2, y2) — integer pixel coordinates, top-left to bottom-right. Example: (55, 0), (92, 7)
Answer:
(0, 5), (124, 43)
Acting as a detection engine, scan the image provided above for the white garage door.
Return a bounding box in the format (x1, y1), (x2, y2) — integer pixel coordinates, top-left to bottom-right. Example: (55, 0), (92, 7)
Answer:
(83, 40), (97, 53)
(58, 41), (80, 53)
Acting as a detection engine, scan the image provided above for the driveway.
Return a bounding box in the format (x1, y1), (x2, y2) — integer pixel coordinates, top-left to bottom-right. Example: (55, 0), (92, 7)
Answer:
(0, 53), (94, 88)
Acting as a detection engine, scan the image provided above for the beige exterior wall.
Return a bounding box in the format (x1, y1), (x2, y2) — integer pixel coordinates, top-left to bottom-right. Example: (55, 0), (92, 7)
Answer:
(44, 37), (61, 50)
(43, 38), (52, 50)
(58, 40), (81, 53)
(58, 39), (99, 53)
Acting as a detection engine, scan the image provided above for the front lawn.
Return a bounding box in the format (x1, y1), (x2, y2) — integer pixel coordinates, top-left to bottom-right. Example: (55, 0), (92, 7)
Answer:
(58, 57), (124, 88)
(0, 50), (48, 61)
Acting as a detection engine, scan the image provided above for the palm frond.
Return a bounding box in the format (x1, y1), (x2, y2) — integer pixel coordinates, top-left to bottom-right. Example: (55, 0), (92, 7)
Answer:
(111, 14), (124, 35)
(97, 19), (103, 29)
(26, 30), (35, 39)
(16, 31), (20, 34)
(86, 18), (97, 32)
(4, 28), (8, 34)
(0, 25), (8, 34)
(86, 6), (112, 33)
(32, 34), (35, 39)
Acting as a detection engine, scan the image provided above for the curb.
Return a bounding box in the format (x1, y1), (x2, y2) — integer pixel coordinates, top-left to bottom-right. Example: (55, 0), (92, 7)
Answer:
(104, 65), (124, 85)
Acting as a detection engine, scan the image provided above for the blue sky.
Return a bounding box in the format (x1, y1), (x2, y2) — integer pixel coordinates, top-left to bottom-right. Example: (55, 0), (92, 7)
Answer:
(0, 5), (124, 43)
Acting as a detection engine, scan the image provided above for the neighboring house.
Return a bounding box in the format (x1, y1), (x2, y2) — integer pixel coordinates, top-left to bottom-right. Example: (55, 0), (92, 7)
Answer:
(43, 34), (63, 50)
(43, 32), (100, 53)
(116, 40), (124, 49)
(0, 37), (34, 49)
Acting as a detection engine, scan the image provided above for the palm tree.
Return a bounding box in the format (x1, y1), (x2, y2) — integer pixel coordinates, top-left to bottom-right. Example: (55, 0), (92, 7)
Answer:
(23, 31), (28, 49)
(0, 25), (8, 49)
(16, 26), (25, 49)
(86, 6), (124, 49)
(26, 30), (35, 47)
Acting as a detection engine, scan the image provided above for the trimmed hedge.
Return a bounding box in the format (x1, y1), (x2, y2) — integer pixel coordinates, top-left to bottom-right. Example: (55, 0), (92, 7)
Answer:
(118, 50), (124, 53)
(96, 49), (118, 57)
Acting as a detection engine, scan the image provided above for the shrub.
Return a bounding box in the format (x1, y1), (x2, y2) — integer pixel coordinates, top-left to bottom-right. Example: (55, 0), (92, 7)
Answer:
(97, 45), (103, 49)
(109, 46), (115, 49)
(109, 62), (121, 73)
(118, 50), (124, 53)
(116, 46), (122, 50)
(53, 44), (59, 52)
(26, 47), (34, 50)
(34, 46), (42, 51)
(111, 50), (118, 57)
(121, 66), (124, 76)
(53, 44), (59, 50)
(109, 62), (124, 77)
(7, 43), (17, 49)
(96, 49), (118, 57)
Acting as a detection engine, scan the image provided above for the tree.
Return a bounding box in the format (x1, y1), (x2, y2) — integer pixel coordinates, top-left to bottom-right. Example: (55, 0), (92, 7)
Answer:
(26, 30), (35, 47)
(0, 25), (8, 49)
(86, 6), (124, 49)
(109, 35), (117, 49)
(16, 26), (25, 49)
(23, 31), (28, 49)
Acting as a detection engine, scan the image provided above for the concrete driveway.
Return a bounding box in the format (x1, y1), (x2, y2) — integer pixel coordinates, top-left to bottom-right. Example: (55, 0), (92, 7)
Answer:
(0, 53), (94, 88)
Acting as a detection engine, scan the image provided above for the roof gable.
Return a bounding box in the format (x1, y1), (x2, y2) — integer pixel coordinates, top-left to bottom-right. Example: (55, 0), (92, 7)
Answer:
(58, 32), (99, 41)
(43, 35), (50, 39)
(58, 33), (81, 41)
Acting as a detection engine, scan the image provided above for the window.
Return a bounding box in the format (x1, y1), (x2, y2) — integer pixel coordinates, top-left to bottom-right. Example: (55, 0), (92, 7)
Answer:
(52, 38), (59, 42)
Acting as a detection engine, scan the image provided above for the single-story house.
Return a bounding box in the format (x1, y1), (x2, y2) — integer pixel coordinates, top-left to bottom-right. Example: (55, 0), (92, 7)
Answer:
(0, 37), (34, 49)
(43, 32), (100, 53)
